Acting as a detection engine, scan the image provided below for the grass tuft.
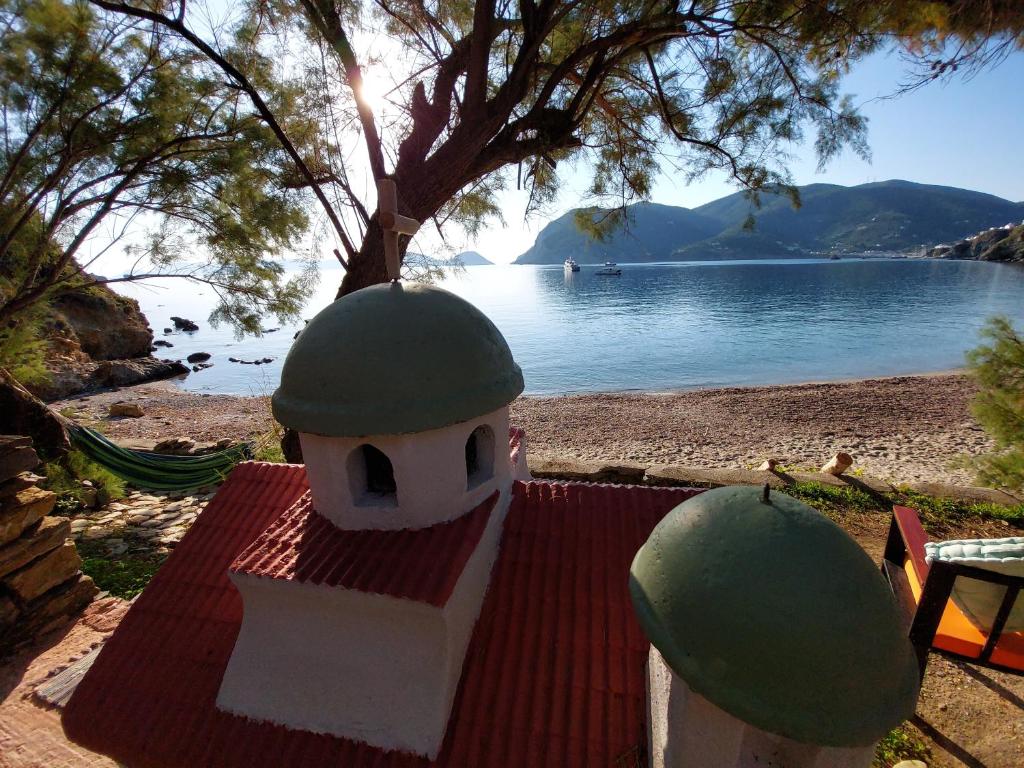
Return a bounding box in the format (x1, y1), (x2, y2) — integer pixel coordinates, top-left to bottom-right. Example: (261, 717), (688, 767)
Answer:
(780, 481), (886, 523)
(42, 449), (126, 512)
(252, 432), (286, 463)
(873, 723), (930, 767)
(781, 480), (1023, 531)
(77, 539), (167, 600)
(896, 488), (1024, 527)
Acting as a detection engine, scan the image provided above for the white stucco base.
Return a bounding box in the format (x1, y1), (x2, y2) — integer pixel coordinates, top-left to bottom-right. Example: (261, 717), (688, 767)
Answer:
(646, 648), (876, 768)
(216, 487), (512, 758)
(299, 407), (512, 530)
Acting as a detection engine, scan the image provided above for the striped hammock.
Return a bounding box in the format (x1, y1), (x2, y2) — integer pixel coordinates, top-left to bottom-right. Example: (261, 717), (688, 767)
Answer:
(68, 424), (252, 492)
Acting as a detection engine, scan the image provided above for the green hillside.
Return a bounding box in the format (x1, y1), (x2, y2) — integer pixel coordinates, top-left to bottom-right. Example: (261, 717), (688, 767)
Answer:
(513, 181), (1024, 263)
(513, 202), (722, 264)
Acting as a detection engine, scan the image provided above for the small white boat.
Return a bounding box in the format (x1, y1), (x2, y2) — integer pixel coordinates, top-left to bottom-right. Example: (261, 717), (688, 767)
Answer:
(564, 258), (580, 272)
(604, 261), (617, 266)
(595, 266), (621, 276)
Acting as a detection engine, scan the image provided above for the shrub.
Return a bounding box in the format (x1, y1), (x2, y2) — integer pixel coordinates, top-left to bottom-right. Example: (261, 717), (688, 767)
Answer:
(42, 449), (127, 510)
(0, 303), (50, 388)
(966, 316), (1024, 492)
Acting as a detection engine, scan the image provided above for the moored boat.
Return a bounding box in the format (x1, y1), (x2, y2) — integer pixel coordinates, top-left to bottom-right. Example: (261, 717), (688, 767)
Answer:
(564, 258), (580, 272)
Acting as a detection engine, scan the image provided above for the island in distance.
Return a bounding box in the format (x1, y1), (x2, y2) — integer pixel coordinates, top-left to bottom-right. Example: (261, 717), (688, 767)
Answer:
(513, 180), (1024, 264)
(455, 250), (494, 266)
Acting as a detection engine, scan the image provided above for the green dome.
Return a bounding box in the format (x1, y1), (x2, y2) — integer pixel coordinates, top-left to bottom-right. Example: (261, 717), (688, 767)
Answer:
(629, 485), (919, 747)
(272, 282), (524, 437)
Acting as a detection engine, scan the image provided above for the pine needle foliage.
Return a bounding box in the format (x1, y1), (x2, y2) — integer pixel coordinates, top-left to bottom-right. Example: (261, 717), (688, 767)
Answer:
(0, 0), (318, 336)
(966, 316), (1024, 491)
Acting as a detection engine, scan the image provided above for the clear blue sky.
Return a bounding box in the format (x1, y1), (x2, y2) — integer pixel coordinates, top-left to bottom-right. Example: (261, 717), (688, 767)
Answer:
(464, 48), (1024, 264)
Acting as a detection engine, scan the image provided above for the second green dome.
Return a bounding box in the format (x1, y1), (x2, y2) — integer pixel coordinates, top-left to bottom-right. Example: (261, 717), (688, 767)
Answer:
(629, 485), (920, 747)
(272, 282), (524, 437)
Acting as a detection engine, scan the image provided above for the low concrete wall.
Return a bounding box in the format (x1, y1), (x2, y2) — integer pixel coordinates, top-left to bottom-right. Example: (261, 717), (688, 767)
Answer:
(527, 453), (1022, 507)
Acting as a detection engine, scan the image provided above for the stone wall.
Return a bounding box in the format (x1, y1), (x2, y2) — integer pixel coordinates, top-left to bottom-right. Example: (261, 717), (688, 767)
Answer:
(0, 436), (97, 654)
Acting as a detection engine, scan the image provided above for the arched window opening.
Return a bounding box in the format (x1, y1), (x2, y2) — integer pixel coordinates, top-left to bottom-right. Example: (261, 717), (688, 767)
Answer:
(465, 425), (495, 490)
(348, 444), (397, 506)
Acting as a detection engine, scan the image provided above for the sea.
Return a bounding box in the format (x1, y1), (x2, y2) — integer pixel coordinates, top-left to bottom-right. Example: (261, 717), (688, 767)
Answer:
(112, 258), (1024, 397)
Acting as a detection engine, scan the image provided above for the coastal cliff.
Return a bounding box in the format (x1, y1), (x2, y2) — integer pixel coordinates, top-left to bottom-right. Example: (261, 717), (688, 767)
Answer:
(32, 285), (188, 401)
(927, 222), (1024, 263)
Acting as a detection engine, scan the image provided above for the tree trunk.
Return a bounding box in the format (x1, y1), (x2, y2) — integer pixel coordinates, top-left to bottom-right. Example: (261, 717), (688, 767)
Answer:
(338, 219), (390, 298)
(0, 367), (71, 459)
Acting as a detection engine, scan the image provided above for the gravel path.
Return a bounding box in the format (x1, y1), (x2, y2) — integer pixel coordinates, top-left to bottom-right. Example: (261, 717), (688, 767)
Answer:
(58, 371), (991, 486)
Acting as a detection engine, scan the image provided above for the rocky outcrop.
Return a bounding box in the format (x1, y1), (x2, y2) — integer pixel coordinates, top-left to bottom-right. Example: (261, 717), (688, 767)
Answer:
(171, 316), (199, 332)
(0, 368), (71, 457)
(109, 403), (145, 418)
(11, 274), (194, 401)
(22, 280), (194, 401)
(52, 289), (152, 360)
(89, 357), (188, 389)
(32, 353), (189, 402)
(0, 436), (97, 653)
(927, 222), (1024, 263)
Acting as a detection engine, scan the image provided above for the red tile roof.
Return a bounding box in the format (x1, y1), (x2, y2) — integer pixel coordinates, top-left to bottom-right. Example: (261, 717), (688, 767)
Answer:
(63, 461), (702, 768)
(230, 490), (497, 606)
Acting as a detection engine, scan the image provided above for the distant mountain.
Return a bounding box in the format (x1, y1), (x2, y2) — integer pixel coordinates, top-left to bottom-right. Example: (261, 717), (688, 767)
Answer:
(513, 181), (1024, 264)
(455, 250), (493, 266)
(515, 203), (722, 264)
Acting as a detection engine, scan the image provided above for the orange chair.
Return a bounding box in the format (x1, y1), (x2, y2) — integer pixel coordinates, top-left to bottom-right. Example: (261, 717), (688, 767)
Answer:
(881, 506), (1024, 677)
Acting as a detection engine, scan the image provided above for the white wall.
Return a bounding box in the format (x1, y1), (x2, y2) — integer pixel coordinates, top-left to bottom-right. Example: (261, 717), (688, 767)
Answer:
(216, 490), (513, 758)
(300, 407), (512, 530)
(647, 648), (876, 768)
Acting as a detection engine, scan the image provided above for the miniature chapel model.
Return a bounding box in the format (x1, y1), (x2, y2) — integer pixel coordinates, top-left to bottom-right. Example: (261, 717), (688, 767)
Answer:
(63, 280), (919, 768)
(218, 282), (528, 757)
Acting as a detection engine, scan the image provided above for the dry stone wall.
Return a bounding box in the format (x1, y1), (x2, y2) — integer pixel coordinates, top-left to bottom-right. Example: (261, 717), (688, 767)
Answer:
(0, 436), (96, 654)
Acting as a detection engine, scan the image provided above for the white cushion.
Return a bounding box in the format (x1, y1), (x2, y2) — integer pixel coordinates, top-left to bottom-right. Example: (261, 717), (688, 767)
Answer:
(924, 537), (1024, 633)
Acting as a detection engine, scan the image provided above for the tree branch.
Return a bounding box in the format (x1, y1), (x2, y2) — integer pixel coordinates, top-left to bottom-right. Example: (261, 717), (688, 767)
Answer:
(299, 0), (388, 182)
(87, 0), (358, 262)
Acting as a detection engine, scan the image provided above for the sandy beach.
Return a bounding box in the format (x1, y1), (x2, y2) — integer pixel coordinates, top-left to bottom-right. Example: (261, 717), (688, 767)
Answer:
(57, 371), (991, 486)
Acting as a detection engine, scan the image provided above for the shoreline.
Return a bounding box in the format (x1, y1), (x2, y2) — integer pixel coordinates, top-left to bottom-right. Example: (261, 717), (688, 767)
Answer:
(56, 370), (990, 486)
(161, 364), (969, 401)
(523, 366), (969, 398)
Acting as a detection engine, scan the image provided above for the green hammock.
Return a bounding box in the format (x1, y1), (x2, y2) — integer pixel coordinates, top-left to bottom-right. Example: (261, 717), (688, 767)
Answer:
(68, 424), (253, 492)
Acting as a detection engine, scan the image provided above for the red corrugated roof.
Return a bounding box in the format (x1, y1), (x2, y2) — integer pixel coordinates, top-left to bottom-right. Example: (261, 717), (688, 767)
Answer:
(230, 490), (496, 606)
(63, 461), (702, 767)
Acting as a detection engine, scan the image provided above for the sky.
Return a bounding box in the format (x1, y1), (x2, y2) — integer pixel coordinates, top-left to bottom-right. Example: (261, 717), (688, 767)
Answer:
(455, 47), (1024, 264)
(87, 34), (1024, 277)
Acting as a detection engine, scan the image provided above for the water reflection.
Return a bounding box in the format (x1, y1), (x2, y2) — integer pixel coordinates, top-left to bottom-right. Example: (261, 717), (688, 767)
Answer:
(117, 260), (1024, 396)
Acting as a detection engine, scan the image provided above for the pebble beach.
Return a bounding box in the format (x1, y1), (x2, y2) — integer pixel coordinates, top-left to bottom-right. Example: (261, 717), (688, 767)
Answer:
(57, 370), (991, 486)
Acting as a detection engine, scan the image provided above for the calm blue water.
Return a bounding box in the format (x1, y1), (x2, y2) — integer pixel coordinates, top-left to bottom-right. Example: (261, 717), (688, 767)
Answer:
(114, 259), (1024, 396)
